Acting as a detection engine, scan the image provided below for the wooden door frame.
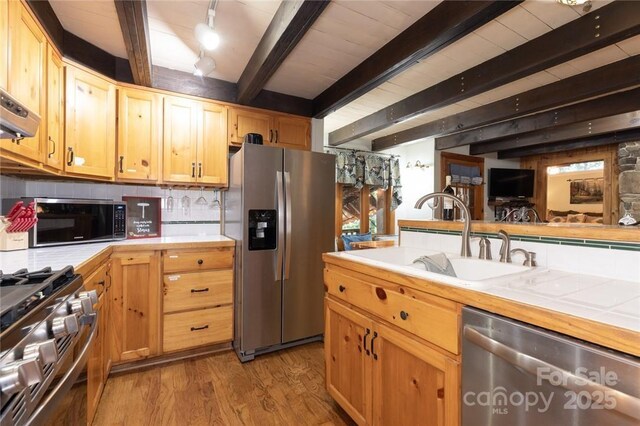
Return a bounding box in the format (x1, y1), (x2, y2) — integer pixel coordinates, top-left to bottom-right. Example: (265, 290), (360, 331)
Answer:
(439, 152), (485, 220)
(520, 144), (619, 224)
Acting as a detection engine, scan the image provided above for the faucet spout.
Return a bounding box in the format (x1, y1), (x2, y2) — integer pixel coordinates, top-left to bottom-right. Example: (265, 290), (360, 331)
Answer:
(414, 192), (472, 257)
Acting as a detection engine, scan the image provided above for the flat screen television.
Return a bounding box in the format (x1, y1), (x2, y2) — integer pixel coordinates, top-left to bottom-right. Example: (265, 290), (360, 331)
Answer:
(488, 168), (535, 198)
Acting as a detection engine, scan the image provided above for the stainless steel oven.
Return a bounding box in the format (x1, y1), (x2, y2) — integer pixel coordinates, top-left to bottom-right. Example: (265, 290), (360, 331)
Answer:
(7, 198), (126, 247)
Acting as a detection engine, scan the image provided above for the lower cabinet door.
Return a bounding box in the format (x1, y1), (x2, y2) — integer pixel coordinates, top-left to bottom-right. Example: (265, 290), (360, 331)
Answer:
(163, 305), (233, 353)
(87, 294), (105, 423)
(325, 298), (373, 425)
(372, 323), (460, 426)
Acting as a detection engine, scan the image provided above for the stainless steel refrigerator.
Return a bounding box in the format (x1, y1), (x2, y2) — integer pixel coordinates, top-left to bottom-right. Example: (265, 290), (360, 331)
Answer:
(224, 143), (335, 362)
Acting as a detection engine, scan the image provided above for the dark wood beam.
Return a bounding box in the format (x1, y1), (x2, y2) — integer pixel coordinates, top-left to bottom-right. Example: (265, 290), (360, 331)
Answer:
(329, 1), (640, 146)
(153, 66), (313, 117)
(313, 1), (520, 119)
(497, 129), (640, 159)
(114, 0), (153, 87)
(373, 55), (640, 151)
(469, 112), (640, 156)
(237, 0), (329, 104)
(436, 87), (640, 149)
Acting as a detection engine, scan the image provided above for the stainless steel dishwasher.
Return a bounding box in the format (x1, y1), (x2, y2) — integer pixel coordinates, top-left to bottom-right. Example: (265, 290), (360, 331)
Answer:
(462, 307), (640, 426)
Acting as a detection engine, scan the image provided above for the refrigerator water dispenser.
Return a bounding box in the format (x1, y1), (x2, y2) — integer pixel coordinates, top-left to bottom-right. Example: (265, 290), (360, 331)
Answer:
(248, 209), (277, 250)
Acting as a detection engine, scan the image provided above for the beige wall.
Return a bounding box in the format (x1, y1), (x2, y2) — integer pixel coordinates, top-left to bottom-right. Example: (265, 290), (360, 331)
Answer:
(547, 170), (603, 213)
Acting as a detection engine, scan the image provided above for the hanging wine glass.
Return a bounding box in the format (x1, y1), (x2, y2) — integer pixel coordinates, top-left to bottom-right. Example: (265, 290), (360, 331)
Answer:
(166, 187), (174, 212)
(181, 191), (191, 216)
(195, 187), (208, 206)
(210, 189), (221, 209)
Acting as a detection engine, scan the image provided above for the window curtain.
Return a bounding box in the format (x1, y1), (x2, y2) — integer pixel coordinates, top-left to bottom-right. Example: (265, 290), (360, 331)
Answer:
(327, 149), (403, 210)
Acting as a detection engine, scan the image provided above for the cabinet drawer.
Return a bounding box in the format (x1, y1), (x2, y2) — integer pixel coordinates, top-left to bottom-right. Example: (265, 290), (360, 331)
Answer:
(84, 262), (109, 296)
(163, 270), (233, 313)
(163, 248), (233, 273)
(325, 268), (460, 354)
(163, 306), (233, 352)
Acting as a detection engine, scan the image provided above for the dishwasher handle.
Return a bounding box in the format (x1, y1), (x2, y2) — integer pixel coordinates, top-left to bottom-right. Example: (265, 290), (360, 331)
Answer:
(463, 325), (640, 421)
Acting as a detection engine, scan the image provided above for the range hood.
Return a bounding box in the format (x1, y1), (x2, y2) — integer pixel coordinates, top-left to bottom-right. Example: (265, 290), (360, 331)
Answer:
(0, 89), (40, 139)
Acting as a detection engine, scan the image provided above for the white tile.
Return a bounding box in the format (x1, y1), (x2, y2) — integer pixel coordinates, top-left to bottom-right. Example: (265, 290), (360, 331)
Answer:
(563, 280), (640, 309)
(589, 312), (640, 332)
(610, 297), (640, 317)
(527, 274), (610, 297)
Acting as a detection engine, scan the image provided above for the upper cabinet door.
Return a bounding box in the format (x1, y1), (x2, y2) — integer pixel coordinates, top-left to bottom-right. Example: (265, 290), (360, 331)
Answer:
(228, 107), (272, 145)
(197, 102), (227, 186)
(163, 95), (199, 183)
(274, 115), (310, 150)
(65, 64), (116, 179)
(0, 0), (8, 90)
(117, 87), (162, 182)
(3, 1), (46, 162)
(45, 46), (64, 171)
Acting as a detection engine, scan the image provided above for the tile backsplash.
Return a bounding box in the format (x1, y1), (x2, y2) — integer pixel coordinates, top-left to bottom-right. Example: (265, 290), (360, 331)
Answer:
(400, 229), (640, 282)
(0, 176), (221, 236)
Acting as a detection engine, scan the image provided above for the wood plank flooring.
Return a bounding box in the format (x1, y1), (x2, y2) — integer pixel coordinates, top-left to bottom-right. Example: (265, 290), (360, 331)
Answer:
(92, 342), (354, 426)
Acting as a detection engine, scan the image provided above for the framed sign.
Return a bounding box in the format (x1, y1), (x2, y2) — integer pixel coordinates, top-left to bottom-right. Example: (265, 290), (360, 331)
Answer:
(123, 196), (161, 239)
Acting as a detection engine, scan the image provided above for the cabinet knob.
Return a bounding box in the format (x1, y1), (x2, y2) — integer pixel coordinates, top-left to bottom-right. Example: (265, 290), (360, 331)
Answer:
(197, 259), (204, 265)
(338, 285), (346, 292)
(400, 311), (409, 320)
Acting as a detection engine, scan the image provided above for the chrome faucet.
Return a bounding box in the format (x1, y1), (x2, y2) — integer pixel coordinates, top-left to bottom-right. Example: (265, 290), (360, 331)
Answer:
(414, 192), (472, 257)
(510, 248), (537, 267)
(497, 230), (511, 263)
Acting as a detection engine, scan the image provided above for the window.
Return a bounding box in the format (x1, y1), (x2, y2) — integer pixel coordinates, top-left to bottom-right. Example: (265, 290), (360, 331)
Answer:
(337, 184), (394, 238)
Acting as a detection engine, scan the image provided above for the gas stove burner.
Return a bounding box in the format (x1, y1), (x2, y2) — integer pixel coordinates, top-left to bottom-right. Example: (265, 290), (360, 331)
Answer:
(0, 266), (79, 334)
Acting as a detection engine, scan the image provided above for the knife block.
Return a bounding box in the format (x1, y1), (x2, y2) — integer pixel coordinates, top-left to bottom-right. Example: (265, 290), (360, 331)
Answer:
(0, 231), (29, 251)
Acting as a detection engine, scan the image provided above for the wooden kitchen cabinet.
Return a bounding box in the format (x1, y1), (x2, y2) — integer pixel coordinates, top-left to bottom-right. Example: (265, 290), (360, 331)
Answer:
(228, 106), (311, 150)
(161, 247), (234, 353)
(117, 86), (162, 182)
(3, 0), (46, 162)
(163, 95), (228, 186)
(44, 46), (64, 171)
(325, 298), (373, 425)
(324, 265), (461, 425)
(228, 107), (272, 146)
(273, 115), (310, 150)
(110, 251), (161, 363)
(0, 0), (8, 90)
(65, 63), (116, 179)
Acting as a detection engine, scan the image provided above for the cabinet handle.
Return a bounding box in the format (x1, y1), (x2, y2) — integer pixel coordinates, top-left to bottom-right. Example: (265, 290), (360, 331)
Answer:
(96, 280), (105, 286)
(363, 328), (371, 356)
(338, 285), (346, 293)
(190, 287), (209, 293)
(67, 147), (74, 166)
(269, 129), (273, 143)
(198, 162), (202, 178)
(48, 136), (56, 158)
(190, 325), (209, 331)
(191, 162), (196, 178)
(119, 156), (124, 173)
(371, 331), (378, 360)
(275, 130), (279, 144)
(197, 259), (204, 265)
(400, 310), (409, 320)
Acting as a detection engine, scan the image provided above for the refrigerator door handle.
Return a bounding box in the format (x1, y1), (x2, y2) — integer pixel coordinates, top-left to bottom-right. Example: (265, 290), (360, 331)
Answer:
(284, 171), (292, 280)
(276, 171), (285, 281)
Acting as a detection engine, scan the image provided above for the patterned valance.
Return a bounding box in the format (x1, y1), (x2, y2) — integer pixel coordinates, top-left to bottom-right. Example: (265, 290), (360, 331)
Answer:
(326, 149), (402, 210)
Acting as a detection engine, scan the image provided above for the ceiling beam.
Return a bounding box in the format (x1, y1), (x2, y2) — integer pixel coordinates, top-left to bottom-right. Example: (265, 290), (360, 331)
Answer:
(236, 0), (329, 104)
(114, 0), (153, 87)
(469, 112), (640, 156)
(372, 55), (640, 151)
(435, 87), (640, 149)
(312, 1), (520, 119)
(497, 128), (640, 159)
(329, 1), (640, 146)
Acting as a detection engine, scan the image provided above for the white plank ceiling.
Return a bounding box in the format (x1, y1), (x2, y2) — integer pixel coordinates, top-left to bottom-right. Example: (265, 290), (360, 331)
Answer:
(47, 0), (634, 145)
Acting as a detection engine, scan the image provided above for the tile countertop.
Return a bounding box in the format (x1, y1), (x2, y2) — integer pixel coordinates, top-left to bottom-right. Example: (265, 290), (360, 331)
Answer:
(324, 249), (640, 355)
(0, 235), (234, 272)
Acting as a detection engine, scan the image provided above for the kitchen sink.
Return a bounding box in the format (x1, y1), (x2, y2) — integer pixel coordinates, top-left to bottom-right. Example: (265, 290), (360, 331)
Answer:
(342, 246), (539, 288)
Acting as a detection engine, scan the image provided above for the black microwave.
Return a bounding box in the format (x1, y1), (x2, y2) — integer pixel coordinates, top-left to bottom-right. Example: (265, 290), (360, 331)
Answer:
(9, 198), (127, 247)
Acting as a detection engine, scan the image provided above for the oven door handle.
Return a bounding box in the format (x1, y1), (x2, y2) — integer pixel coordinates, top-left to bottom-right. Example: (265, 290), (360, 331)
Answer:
(27, 314), (98, 425)
(463, 325), (640, 421)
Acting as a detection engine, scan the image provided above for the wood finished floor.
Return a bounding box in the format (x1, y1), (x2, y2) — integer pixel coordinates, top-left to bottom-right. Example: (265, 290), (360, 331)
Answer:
(93, 342), (354, 426)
